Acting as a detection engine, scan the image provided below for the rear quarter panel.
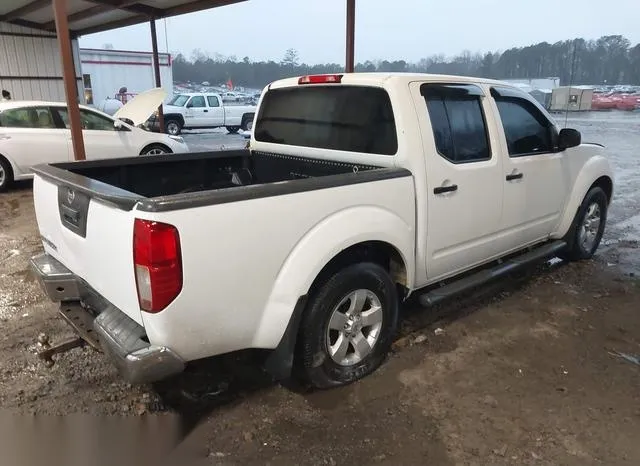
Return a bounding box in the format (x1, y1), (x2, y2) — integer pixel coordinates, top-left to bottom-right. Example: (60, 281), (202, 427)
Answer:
(223, 105), (256, 125)
(138, 175), (416, 362)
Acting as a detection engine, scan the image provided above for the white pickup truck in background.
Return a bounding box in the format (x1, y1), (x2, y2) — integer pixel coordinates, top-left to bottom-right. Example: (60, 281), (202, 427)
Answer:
(30, 73), (613, 389)
(146, 92), (256, 136)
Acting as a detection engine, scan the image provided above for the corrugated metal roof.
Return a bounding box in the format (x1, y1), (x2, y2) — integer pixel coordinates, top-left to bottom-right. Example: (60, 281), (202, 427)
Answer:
(0, 0), (247, 36)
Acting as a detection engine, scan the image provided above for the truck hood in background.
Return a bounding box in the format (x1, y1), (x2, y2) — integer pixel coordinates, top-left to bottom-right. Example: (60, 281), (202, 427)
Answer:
(113, 87), (167, 126)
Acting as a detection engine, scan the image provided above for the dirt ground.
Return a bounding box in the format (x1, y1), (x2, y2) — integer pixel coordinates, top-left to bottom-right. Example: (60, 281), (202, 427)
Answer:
(1, 115), (640, 465)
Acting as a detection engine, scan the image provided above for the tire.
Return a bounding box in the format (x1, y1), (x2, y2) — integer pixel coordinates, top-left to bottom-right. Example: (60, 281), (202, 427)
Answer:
(241, 115), (254, 131)
(297, 262), (399, 389)
(560, 186), (608, 261)
(0, 157), (13, 193)
(165, 119), (182, 136)
(140, 144), (172, 156)
(226, 126), (240, 134)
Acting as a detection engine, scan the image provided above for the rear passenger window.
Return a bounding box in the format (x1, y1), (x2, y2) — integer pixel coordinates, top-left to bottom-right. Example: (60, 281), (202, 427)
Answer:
(255, 86), (398, 155)
(421, 84), (491, 163)
(188, 96), (206, 108)
(207, 96), (220, 107)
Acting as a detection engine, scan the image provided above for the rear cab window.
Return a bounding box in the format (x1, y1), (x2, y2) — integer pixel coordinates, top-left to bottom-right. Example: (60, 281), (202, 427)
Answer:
(254, 85), (398, 155)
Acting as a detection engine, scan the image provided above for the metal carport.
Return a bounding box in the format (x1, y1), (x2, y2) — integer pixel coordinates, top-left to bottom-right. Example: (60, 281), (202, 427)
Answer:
(0, 0), (357, 161)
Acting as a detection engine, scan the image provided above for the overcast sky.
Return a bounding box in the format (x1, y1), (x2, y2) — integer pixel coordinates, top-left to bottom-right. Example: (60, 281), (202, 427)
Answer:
(80, 0), (640, 64)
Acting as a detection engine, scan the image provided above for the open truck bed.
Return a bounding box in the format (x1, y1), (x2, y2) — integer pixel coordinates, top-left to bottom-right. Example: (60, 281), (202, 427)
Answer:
(32, 150), (404, 213)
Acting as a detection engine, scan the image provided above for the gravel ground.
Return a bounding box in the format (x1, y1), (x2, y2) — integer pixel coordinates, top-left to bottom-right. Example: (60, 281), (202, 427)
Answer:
(1, 114), (639, 465)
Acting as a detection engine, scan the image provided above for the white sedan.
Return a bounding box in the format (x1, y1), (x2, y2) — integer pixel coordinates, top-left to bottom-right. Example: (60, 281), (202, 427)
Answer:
(0, 94), (189, 191)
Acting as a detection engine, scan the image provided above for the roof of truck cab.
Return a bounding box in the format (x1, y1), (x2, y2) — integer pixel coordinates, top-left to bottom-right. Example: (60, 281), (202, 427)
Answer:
(268, 72), (514, 89)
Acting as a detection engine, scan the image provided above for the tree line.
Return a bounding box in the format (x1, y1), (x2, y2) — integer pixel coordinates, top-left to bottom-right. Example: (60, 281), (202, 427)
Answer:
(172, 35), (640, 89)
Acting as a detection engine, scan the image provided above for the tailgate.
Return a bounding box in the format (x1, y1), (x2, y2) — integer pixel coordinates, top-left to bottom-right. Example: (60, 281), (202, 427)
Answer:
(32, 172), (145, 325)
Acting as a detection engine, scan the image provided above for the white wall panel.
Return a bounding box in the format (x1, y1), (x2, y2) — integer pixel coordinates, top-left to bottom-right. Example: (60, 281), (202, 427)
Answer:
(0, 22), (83, 103)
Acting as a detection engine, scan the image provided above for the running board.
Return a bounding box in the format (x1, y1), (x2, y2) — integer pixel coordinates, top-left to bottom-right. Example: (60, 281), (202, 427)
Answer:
(418, 241), (567, 307)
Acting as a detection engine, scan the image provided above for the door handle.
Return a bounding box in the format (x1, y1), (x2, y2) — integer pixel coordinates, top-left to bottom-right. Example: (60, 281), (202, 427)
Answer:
(506, 172), (524, 181)
(433, 184), (458, 194)
(203, 109), (208, 112)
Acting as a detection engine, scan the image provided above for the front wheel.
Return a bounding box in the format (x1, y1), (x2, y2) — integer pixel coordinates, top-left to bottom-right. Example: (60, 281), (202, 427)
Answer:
(297, 262), (399, 389)
(140, 144), (172, 156)
(561, 186), (608, 261)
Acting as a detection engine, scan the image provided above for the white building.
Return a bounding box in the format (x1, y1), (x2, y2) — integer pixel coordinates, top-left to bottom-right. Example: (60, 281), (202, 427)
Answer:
(503, 78), (561, 91)
(0, 22), (83, 102)
(79, 48), (173, 107)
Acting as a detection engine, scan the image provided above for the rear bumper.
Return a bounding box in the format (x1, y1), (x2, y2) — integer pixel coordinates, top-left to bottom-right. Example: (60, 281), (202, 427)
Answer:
(30, 253), (185, 384)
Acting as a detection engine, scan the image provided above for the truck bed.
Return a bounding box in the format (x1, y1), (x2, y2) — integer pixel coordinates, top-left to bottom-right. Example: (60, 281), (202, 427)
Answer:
(33, 150), (407, 213)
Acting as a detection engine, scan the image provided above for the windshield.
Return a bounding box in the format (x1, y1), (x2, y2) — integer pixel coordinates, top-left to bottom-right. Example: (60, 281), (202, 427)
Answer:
(168, 94), (189, 107)
(255, 85), (398, 155)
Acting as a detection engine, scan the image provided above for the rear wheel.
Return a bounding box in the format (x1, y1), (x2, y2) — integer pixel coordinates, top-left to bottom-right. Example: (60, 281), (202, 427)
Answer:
(0, 157), (13, 192)
(241, 114), (254, 131)
(140, 144), (172, 156)
(165, 119), (182, 136)
(297, 262), (399, 389)
(226, 126), (240, 134)
(560, 186), (608, 261)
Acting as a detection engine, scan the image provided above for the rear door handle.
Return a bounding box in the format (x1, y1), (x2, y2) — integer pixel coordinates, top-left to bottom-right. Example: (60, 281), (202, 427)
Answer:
(434, 184), (458, 194)
(203, 109), (208, 112)
(506, 173), (524, 181)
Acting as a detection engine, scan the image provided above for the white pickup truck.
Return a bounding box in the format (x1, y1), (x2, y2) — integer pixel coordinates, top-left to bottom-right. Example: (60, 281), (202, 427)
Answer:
(30, 73), (613, 389)
(146, 92), (256, 136)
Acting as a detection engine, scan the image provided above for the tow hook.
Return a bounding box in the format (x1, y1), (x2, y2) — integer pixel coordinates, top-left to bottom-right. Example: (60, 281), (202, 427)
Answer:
(36, 333), (85, 368)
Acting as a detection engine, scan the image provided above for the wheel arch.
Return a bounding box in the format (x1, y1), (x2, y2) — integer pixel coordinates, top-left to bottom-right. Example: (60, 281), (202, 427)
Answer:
(139, 142), (172, 155)
(257, 206), (414, 379)
(553, 156), (614, 239)
(164, 113), (185, 126)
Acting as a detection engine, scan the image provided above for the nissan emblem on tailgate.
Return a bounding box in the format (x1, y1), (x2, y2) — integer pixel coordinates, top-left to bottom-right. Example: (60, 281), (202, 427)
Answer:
(66, 188), (75, 205)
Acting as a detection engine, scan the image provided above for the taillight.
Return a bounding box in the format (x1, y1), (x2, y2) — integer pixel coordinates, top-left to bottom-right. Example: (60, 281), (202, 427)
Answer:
(298, 74), (343, 85)
(133, 218), (182, 313)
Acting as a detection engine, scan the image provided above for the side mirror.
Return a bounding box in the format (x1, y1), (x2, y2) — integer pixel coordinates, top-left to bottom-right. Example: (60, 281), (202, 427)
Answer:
(186, 102), (193, 108)
(114, 119), (132, 130)
(558, 128), (581, 150)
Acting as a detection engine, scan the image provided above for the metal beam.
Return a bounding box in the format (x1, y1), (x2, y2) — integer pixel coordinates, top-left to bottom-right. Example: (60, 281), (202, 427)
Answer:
(5, 18), (60, 33)
(45, 1), (164, 30)
(85, 0), (164, 16)
(0, 0), (51, 21)
(43, 5), (111, 30)
(345, 0), (355, 73)
(75, 13), (147, 36)
(53, 0), (86, 161)
(150, 19), (165, 133)
(163, 0), (246, 17)
(75, 0), (247, 37)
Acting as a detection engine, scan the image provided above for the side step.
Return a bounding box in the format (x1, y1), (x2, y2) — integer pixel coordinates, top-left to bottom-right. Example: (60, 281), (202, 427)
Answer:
(418, 240), (566, 307)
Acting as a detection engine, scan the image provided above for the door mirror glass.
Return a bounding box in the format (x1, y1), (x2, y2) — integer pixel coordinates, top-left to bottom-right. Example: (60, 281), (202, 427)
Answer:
(558, 128), (581, 150)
